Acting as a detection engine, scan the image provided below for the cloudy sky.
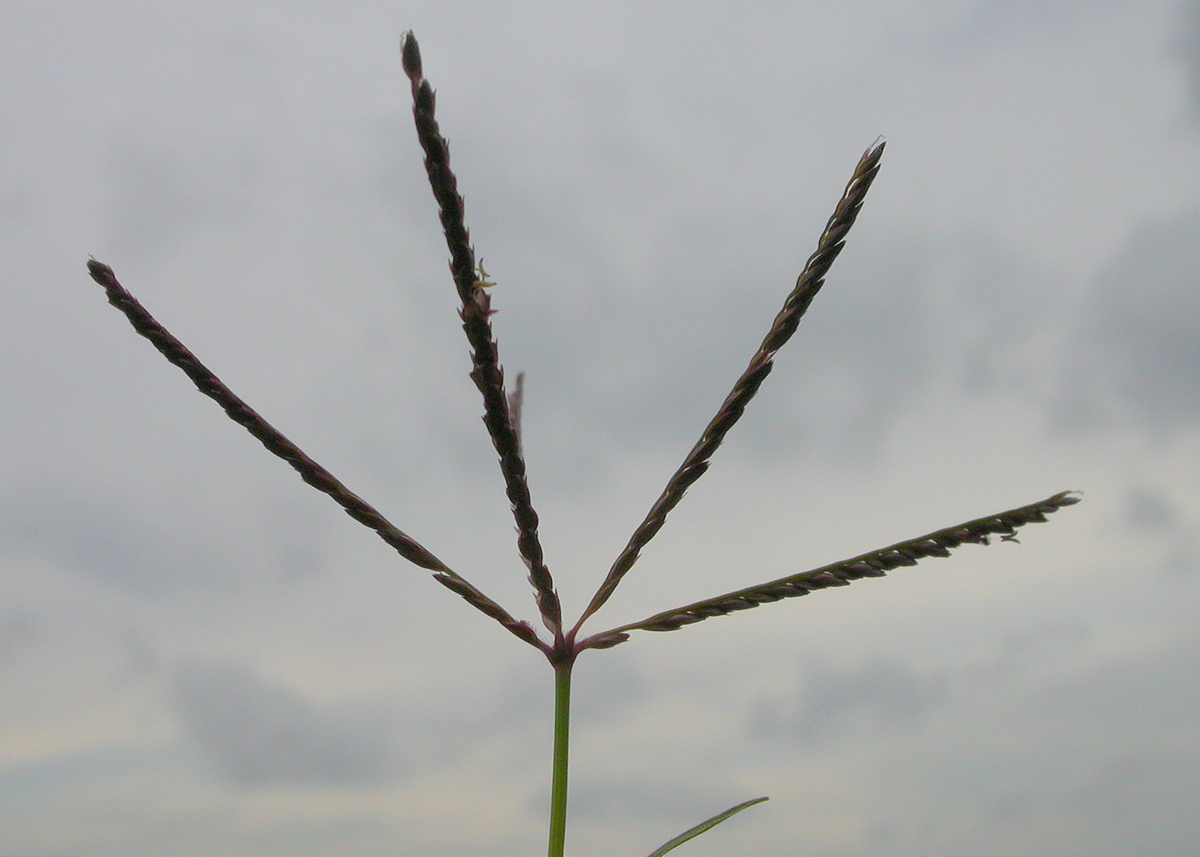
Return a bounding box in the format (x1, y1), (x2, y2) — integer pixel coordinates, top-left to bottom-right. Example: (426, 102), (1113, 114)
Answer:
(3, 1), (1200, 855)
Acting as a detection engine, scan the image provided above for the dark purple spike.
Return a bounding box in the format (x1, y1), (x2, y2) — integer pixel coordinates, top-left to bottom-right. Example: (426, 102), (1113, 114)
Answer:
(578, 492), (1079, 649)
(574, 141), (887, 634)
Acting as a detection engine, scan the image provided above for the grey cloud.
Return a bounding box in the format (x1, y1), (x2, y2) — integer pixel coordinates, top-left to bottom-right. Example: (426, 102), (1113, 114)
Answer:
(0, 481), (222, 595)
(964, 623), (1091, 683)
(259, 497), (333, 581)
(1049, 752), (1200, 854)
(570, 651), (645, 725)
(750, 658), (947, 746)
(0, 473), (341, 595)
(735, 628), (1198, 857)
(1057, 208), (1200, 431)
(571, 71), (674, 209)
(170, 661), (404, 787)
(1174, 0), (1200, 118)
(754, 624), (1090, 747)
(956, 0), (1131, 42)
(891, 751), (1200, 857)
(795, 658), (947, 739)
(1090, 213), (1200, 422)
(911, 642), (1200, 857)
(105, 141), (261, 258)
(1125, 484), (1178, 530)
(0, 185), (34, 235)
(1124, 484), (1198, 576)
(0, 609), (38, 663)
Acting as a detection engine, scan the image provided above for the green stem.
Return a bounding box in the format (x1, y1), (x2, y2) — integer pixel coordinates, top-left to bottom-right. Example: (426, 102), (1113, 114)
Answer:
(547, 661), (573, 857)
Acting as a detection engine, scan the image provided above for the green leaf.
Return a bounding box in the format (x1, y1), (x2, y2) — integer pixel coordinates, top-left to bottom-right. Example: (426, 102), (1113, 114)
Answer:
(645, 796), (768, 857)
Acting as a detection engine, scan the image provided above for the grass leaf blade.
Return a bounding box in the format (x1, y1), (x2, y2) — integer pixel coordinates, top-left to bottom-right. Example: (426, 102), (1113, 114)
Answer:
(645, 797), (768, 857)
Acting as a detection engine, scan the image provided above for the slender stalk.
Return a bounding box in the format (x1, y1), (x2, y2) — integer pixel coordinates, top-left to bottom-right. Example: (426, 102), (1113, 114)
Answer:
(547, 661), (573, 857)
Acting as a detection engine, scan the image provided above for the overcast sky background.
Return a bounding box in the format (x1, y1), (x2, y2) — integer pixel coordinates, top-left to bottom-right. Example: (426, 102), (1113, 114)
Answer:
(3, 2), (1200, 856)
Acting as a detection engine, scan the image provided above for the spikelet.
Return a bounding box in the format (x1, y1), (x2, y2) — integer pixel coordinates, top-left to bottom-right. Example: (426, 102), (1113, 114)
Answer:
(575, 140), (886, 631)
(402, 32), (562, 639)
(579, 492), (1079, 647)
(85, 258), (551, 656)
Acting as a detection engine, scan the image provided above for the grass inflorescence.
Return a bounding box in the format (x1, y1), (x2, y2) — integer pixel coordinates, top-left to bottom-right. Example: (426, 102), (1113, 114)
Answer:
(85, 31), (1078, 857)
